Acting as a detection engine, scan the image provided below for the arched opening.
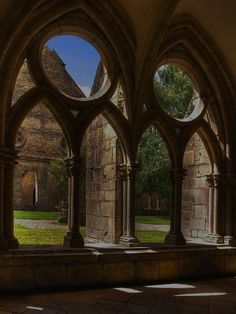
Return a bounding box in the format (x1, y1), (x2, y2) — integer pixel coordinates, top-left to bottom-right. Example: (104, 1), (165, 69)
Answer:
(20, 170), (38, 208)
(42, 35), (105, 98)
(135, 125), (171, 244)
(84, 113), (123, 244)
(13, 103), (69, 246)
(182, 132), (211, 243)
(154, 64), (202, 121)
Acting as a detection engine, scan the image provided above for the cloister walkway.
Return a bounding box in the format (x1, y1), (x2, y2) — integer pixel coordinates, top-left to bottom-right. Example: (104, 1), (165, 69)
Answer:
(0, 276), (235, 313)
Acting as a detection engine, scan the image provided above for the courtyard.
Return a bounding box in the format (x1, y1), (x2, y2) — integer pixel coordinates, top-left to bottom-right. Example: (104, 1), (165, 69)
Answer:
(14, 211), (169, 245)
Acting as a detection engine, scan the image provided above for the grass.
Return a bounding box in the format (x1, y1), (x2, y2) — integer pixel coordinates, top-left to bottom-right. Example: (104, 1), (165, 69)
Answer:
(135, 215), (170, 225)
(14, 211), (170, 227)
(14, 224), (86, 245)
(14, 224), (167, 245)
(136, 230), (167, 243)
(14, 224), (67, 245)
(14, 210), (59, 220)
(14, 212), (168, 245)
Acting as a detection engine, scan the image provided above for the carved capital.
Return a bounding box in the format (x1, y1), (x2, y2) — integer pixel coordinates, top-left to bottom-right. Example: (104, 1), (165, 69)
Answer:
(0, 148), (18, 167)
(127, 163), (139, 179)
(64, 156), (81, 176)
(212, 173), (223, 188)
(118, 163), (127, 181)
(206, 174), (214, 187)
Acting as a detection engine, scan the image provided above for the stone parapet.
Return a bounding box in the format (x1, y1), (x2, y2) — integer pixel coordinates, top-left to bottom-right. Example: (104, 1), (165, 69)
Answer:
(0, 245), (235, 290)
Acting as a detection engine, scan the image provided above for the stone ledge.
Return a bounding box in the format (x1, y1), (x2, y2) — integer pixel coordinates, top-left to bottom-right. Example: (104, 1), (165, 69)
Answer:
(0, 245), (235, 291)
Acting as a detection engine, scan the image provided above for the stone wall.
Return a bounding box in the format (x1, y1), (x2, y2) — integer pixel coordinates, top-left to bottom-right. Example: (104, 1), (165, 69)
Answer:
(85, 62), (124, 243)
(13, 103), (67, 211)
(85, 115), (122, 243)
(182, 133), (210, 240)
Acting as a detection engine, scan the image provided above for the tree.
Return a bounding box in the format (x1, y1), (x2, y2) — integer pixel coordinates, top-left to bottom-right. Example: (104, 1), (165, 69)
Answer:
(49, 159), (67, 200)
(136, 65), (194, 198)
(154, 65), (194, 119)
(136, 126), (170, 198)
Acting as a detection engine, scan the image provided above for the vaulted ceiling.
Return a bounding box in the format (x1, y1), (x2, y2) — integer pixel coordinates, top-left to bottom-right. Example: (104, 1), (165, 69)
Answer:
(0, 0), (235, 80)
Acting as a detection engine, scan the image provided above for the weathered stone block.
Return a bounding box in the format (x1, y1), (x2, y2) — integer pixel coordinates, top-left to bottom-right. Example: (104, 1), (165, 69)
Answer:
(190, 218), (206, 230)
(105, 190), (115, 201)
(137, 260), (159, 281)
(0, 266), (35, 290)
(36, 266), (66, 288)
(191, 230), (198, 237)
(194, 205), (202, 218)
(68, 264), (102, 286)
(94, 216), (108, 231)
(101, 201), (115, 217)
(103, 262), (135, 283)
(159, 260), (179, 280)
(184, 151), (194, 165)
(225, 255), (236, 273)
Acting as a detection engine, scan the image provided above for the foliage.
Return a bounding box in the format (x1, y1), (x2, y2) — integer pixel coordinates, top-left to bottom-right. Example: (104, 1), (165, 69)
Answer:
(48, 159), (67, 200)
(135, 215), (170, 225)
(14, 210), (59, 220)
(136, 65), (194, 197)
(154, 65), (194, 119)
(136, 126), (170, 197)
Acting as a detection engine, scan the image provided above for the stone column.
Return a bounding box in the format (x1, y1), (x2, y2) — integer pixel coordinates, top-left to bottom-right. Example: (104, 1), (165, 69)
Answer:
(4, 149), (19, 248)
(119, 164), (139, 246)
(165, 168), (186, 245)
(119, 164), (127, 240)
(63, 156), (84, 248)
(206, 173), (224, 243)
(222, 173), (236, 245)
(206, 174), (214, 235)
(0, 150), (8, 249)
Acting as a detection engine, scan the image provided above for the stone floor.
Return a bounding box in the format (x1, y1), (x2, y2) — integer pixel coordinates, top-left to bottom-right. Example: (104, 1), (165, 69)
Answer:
(0, 276), (236, 313)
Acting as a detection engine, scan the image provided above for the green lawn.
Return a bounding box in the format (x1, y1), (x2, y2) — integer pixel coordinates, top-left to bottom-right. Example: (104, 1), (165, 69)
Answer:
(14, 210), (59, 220)
(136, 230), (167, 243)
(135, 215), (170, 225)
(14, 211), (168, 245)
(14, 224), (167, 245)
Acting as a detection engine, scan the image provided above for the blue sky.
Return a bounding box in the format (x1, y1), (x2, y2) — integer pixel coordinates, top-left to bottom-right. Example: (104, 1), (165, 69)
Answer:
(47, 35), (100, 96)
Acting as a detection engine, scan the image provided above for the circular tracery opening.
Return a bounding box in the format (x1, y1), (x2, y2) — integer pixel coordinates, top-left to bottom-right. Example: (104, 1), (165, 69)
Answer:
(42, 35), (107, 99)
(154, 65), (202, 120)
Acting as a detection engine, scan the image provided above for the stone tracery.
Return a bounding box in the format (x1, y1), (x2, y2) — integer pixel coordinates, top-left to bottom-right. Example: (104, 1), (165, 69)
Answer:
(0, 1), (234, 251)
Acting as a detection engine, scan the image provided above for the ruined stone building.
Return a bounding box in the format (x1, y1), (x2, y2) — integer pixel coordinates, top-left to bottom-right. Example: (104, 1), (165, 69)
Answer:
(13, 47), (84, 211)
(0, 0), (235, 293)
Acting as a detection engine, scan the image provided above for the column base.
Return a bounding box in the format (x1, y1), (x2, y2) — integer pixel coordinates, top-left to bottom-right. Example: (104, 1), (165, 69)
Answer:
(224, 235), (236, 246)
(6, 236), (19, 249)
(165, 232), (186, 245)
(119, 235), (140, 247)
(0, 238), (8, 250)
(206, 233), (224, 244)
(63, 232), (84, 248)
